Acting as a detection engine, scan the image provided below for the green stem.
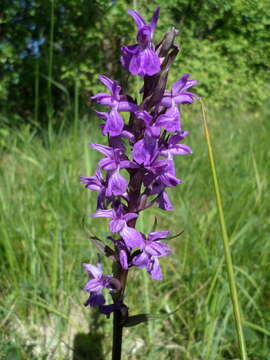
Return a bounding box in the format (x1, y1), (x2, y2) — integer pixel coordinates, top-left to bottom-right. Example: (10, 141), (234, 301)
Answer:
(201, 101), (247, 360)
(112, 268), (128, 360)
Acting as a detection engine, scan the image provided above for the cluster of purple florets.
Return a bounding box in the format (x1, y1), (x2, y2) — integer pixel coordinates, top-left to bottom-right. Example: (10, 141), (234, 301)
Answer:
(81, 7), (198, 315)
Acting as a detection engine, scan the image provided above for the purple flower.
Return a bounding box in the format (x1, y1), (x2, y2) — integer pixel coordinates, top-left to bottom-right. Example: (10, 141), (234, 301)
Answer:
(161, 74), (198, 108)
(132, 231), (172, 280)
(108, 237), (130, 270)
(155, 190), (173, 211)
(80, 169), (106, 209)
(83, 257), (112, 307)
(160, 131), (192, 159)
(155, 106), (181, 132)
(132, 110), (161, 165)
(99, 298), (126, 316)
(121, 7), (160, 77)
(99, 302), (121, 315)
(157, 74), (198, 132)
(144, 158), (181, 188)
(91, 143), (138, 196)
(92, 75), (137, 136)
(92, 206), (144, 249)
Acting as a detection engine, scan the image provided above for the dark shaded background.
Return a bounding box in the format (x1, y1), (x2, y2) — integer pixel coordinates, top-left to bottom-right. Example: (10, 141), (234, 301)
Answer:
(1, 0), (270, 126)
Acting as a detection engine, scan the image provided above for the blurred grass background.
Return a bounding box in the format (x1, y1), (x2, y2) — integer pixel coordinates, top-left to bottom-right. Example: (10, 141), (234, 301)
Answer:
(1, 0), (270, 359)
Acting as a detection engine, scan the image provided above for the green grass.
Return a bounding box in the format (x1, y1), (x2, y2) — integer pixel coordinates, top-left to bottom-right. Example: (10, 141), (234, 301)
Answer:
(0, 106), (269, 359)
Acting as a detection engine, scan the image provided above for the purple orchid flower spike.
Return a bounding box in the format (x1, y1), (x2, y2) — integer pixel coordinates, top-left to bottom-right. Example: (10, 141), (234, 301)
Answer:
(81, 7), (198, 357)
(121, 7), (161, 77)
(132, 231), (172, 280)
(92, 75), (137, 136)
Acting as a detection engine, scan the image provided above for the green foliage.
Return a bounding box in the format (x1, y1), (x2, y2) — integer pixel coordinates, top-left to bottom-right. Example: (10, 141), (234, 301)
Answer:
(139, 0), (270, 108)
(0, 108), (270, 358)
(1, 0), (270, 124)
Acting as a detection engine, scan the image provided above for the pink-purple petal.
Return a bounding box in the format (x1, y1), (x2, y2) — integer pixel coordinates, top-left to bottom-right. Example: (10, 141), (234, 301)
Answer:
(132, 252), (149, 268)
(120, 226), (144, 249)
(98, 74), (115, 93)
(127, 9), (146, 29)
(84, 278), (104, 292)
(119, 249), (128, 270)
(170, 144), (192, 155)
(83, 263), (102, 279)
(103, 109), (124, 137)
(148, 231), (171, 242)
(91, 209), (114, 219)
(107, 171), (128, 196)
(149, 258), (162, 280)
(91, 143), (112, 157)
(109, 219), (125, 233)
(98, 158), (117, 171)
(123, 213), (138, 222)
(150, 7), (160, 31)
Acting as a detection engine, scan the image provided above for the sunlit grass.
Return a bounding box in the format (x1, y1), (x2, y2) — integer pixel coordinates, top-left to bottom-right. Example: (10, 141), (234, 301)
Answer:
(0, 106), (269, 359)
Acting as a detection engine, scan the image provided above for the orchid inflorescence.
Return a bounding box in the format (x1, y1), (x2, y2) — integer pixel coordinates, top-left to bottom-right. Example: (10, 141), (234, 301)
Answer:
(81, 7), (198, 319)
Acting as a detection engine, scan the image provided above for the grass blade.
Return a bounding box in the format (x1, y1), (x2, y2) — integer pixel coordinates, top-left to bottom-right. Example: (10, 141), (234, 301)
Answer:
(200, 100), (247, 359)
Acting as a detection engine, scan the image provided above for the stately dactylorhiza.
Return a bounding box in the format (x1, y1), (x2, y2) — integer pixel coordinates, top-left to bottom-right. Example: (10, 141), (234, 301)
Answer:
(80, 7), (198, 358)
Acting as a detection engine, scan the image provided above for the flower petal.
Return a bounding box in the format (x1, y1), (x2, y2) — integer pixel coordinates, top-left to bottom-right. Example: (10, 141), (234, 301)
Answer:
(127, 9), (146, 29)
(148, 257), (162, 280)
(91, 209), (114, 219)
(85, 292), (105, 307)
(156, 191), (173, 211)
(91, 143), (113, 157)
(106, 171), (128, 196)
(83, 263), (102, 279)
(150, 7), (160, 31)
(103, 109), (124, 137)
(98, 75), (115, 93)
(172, 74), (190, 94)
(129, 47), (160, 77)
(84, 278), (104, 292)
(148, 231), (171, 242)
(123, 213), (138, 222)
(132, 252), (149, 268)
(119, 249), (128, 270)
(120, 226), (144, 249)
(109, 219), (125, 233)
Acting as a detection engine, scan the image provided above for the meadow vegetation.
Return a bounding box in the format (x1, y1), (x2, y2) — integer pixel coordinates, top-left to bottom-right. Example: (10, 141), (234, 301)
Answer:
(1, 1), (270, 359)
(1, 105), (269, 359)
